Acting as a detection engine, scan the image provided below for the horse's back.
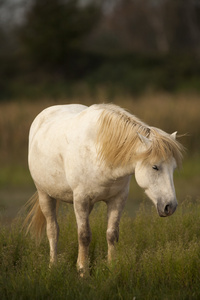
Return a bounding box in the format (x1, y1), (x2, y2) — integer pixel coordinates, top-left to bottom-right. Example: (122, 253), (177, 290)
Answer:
(36, 104), (88, 118)
(29, 104), (88, 140)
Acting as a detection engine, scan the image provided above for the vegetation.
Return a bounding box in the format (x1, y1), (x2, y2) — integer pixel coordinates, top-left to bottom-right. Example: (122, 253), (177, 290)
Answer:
(1, 0), (200, 98)
(1, 200), (200, 300)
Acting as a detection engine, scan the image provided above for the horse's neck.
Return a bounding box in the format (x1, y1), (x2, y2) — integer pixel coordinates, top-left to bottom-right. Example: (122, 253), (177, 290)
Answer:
(109, 140), (147, 178)
(109, 161), (136, 179)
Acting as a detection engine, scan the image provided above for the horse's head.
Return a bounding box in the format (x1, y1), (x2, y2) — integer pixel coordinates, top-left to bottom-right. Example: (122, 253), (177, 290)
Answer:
(135, 132), (180, 217)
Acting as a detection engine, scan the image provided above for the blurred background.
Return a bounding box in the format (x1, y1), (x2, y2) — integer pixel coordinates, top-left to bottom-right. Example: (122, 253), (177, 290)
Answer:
(0, 0), (200, 223)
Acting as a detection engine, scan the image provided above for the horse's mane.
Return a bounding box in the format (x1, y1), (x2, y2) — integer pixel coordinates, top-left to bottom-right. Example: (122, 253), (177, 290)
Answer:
(96, 104), (184, 168)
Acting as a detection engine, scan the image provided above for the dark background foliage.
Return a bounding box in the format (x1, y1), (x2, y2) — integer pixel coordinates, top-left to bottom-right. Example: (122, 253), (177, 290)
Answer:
(1, 0), (200, 98)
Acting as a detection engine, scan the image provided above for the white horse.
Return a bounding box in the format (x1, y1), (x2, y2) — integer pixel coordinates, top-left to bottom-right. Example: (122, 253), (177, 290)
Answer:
(25, 103), (184, 275)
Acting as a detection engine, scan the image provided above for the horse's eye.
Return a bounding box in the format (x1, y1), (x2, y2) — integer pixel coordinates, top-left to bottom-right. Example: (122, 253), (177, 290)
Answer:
(152, 165), (159, 171)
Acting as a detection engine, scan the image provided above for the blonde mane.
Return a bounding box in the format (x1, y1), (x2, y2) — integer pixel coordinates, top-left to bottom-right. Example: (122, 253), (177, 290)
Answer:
(96, 104), (184, 168)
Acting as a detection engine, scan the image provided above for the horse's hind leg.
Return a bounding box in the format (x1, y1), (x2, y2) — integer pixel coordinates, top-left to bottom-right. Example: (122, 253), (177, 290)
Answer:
(38, 189), (59, 265)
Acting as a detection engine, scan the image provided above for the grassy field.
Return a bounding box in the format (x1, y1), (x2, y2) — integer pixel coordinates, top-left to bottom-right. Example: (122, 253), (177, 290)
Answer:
(0, 93), (200, 299)
(1, 202), (200, 299)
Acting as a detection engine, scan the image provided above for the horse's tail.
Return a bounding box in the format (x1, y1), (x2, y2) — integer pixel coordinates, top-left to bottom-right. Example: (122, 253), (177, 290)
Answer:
(23, 192), (46, 243)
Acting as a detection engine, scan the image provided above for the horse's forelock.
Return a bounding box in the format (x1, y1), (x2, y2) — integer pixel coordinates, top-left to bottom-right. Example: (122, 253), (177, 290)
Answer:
(139, 135), (184, 168)
(147, 129), (184, 168)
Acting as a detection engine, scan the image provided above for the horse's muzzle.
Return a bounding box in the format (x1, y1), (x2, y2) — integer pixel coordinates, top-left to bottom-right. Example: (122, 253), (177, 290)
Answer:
(157, 201), (177, 217)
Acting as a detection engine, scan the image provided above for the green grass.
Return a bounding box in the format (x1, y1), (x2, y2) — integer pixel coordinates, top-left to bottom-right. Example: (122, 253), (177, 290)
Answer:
(0, 165), (33, 188)
(1, 201), (200, 299)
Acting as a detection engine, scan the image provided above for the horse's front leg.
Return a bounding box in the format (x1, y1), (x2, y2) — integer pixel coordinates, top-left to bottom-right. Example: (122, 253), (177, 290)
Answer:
(73, 196), (92, 276)
(106, 196), (126, 262)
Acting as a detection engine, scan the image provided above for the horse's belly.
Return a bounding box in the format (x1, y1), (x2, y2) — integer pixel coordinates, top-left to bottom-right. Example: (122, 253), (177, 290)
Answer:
(48, 187), (73, 203)
(28, 140), (73, 202)
(30, 167), (73, 202)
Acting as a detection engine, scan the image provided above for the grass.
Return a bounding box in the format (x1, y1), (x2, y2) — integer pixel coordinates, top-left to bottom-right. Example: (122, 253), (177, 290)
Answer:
(1, 201), (200, 299)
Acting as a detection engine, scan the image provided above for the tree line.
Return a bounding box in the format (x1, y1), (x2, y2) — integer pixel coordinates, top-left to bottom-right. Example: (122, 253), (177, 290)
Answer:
(0, 0), (200, 98)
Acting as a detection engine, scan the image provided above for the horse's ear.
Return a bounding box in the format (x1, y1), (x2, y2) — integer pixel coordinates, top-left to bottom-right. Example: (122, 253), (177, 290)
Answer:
(137, 132), (152, 147)
(170, 131), (177, 140)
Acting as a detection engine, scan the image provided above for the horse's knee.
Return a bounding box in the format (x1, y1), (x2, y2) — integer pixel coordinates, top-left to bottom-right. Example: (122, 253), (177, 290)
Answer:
(79, 228), (91, 247)
(107, 227), (119, 245)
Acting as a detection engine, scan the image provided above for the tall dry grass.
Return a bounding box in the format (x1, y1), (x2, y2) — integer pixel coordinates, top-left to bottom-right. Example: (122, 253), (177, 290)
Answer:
(0, 93), (199, 167)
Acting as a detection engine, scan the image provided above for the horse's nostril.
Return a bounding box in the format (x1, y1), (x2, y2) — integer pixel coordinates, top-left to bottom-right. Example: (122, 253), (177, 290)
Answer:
(164, 204), (171, 215)
(157, 202), (177, 217)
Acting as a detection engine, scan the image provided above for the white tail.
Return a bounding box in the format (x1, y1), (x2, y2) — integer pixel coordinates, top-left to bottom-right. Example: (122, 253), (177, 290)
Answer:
(23, 192), (46, 243)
